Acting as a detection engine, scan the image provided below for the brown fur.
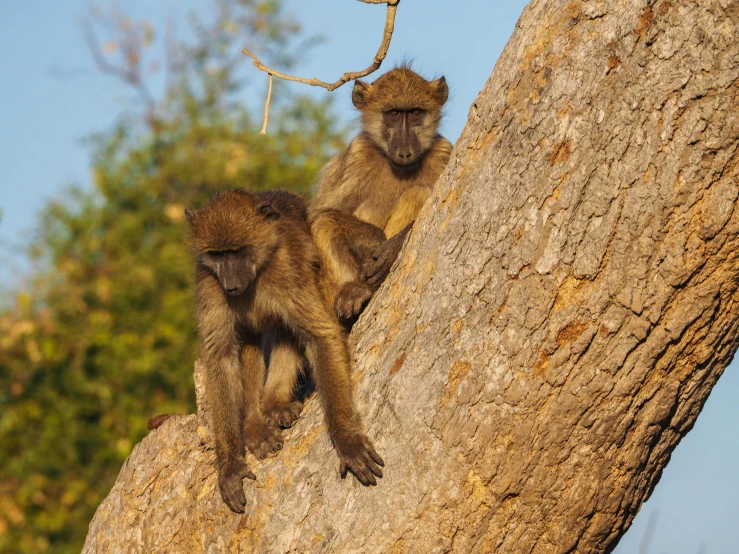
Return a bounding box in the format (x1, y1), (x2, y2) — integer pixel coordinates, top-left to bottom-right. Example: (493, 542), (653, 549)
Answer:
(309, 66), (452, 320)
(188, 189), (383, 514)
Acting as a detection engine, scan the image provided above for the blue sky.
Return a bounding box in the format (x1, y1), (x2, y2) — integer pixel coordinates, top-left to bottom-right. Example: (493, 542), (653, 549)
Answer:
(0, 1), (737, 551)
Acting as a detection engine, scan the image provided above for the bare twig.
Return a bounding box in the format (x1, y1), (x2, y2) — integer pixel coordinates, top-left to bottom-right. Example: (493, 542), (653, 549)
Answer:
(260, 74), (273, 135)
(81, 17), (155, 112)
(242, 0), (400, 134)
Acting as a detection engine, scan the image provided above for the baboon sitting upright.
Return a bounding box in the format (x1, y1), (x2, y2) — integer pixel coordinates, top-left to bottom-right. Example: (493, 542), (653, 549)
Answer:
(310, 65), (452, 320)
(187, 189), (383, 513)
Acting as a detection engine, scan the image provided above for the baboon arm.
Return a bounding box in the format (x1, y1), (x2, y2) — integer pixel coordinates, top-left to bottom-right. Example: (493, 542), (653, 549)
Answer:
(362, 186), (431, 286)
(310, 211), (364, 298)
(311, 210), (386, 293)
(196, 273), (247, 466)
(331, 211), (387, 263)
(290, 294), (384, 485)
(197, 275), (246, 467)
(363, 222), (412, 287)
(288, 294), (358, 435)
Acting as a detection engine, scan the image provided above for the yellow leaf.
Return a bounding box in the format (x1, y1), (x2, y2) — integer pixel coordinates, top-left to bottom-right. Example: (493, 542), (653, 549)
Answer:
(164, 203), (185, 222)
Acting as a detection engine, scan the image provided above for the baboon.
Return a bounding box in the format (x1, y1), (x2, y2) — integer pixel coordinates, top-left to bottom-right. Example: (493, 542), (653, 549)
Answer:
(187, 189), (383, 513)
(309, 65), (452, 320)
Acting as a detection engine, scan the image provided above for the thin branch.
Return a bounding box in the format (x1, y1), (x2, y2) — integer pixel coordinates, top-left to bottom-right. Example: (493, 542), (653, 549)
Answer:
(260, 74), (273, 135)
(81, 17), (155, 112)
(242, 0), (400, 133)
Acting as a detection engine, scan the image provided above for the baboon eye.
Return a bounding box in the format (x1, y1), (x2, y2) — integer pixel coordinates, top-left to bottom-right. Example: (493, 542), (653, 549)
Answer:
(387, 110), (400, 116)
(411, 109), (423, 115)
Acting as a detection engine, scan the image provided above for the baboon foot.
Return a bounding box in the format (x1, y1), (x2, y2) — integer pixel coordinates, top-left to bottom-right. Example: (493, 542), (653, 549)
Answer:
(244, 419), (284, 460)
(263, 399), (303, 429)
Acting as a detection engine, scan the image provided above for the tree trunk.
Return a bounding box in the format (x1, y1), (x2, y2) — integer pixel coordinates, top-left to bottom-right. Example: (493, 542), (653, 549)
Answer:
(83, 0), (739, 552)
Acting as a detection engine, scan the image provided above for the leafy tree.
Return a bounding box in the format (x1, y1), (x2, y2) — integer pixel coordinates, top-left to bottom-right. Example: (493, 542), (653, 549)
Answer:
(0, 2), (345, 552)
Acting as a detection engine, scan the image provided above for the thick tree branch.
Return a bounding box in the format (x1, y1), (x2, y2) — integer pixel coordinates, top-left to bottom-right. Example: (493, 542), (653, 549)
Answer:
(83, 1), (739, 552)
(243, 0), (400, 133)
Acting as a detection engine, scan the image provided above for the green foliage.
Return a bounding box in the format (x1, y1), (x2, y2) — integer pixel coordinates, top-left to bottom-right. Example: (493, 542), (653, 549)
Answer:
(0, 2), (345, 552)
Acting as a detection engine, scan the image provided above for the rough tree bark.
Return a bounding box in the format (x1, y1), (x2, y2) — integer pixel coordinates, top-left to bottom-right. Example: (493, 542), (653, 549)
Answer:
(83, 0), (739, 552)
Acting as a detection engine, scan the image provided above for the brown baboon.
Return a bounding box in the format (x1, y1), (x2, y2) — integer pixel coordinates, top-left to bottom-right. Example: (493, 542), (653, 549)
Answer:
(309, 66), (452, 320)
(187, 189), (383, 514)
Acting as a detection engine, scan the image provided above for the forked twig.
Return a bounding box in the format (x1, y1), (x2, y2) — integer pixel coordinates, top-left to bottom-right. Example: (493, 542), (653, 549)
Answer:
(243, 0), (400, 134)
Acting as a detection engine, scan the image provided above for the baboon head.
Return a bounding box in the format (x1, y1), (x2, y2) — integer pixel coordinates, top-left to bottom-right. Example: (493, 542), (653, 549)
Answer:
(352, 66), (448, 168)
(186, 189), (281, 296)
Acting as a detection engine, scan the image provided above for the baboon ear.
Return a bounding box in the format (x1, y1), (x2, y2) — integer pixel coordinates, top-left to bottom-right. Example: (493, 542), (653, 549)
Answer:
(258, 202), (280, 221)
(432, 76), (449, 106)
(184, 208), (197, 224)
(352, 80), (371, 109)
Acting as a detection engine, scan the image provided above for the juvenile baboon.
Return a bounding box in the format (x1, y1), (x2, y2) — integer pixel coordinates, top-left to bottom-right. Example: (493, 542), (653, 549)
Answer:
(310, 66), (452, 320)
(187, 189), (383, 513)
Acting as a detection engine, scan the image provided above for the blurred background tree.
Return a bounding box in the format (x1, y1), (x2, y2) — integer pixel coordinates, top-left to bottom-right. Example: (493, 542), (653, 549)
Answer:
(0, 1), (345, 552)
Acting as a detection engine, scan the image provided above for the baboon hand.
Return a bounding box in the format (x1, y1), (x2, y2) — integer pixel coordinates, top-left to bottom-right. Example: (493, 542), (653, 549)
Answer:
(244, 419), (284, 460)
(363, 229), (408, 286)
(334, 281), (375, 320)
(218, 459), (256, 514)
(338, 433), (385, 486)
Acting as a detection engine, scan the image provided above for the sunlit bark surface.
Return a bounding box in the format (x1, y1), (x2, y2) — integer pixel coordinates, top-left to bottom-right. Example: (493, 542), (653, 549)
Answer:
(83, 1), (739, 552)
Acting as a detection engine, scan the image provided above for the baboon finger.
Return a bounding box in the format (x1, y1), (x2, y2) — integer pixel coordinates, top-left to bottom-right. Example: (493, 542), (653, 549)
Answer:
(362, 263), (377, 280)
(346, 461), (376, 486)
(366, 260), (391, 285)
(264, 438), (281, 454)
(350, 464), (368, 485)
(339, 461), (348, 478)
(363, 260), (383, 282)
(363, 455), (383, 478)
(224, 489), (246, 513)
(366, 445), (385, 467)
(366, 273), (381, 286)
(358, 466), (377, 486)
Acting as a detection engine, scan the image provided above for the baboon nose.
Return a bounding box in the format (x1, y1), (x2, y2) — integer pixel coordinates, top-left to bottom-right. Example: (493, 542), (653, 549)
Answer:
(398, 151), (412, 159)
(225, 286), (241, 295)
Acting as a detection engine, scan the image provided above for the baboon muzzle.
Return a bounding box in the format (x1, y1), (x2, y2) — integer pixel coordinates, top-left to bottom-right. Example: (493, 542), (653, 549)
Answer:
(220, 265), (255, 296)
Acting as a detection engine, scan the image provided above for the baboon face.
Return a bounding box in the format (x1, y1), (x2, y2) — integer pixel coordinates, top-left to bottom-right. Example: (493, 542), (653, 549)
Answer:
(200, 248), (256, 296)
(351, 67), (448, 169)
(381, 109), (428, 167)
(186, 190), (282, 296)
